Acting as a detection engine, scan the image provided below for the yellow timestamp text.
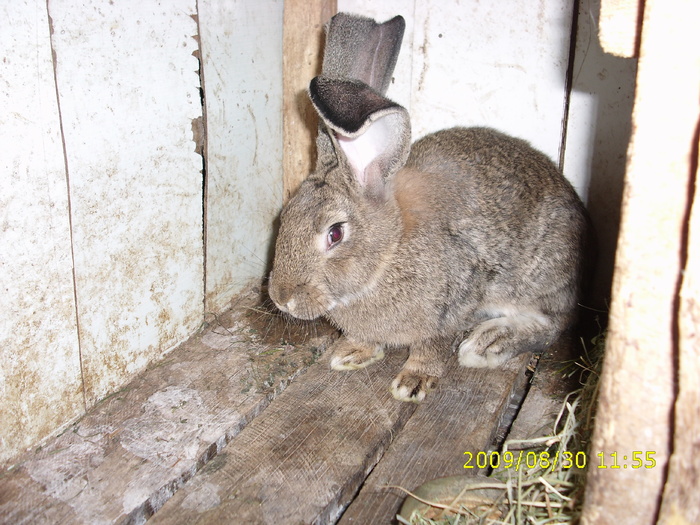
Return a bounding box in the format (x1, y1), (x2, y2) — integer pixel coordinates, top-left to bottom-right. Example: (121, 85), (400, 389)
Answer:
(463, 450), (657, 471)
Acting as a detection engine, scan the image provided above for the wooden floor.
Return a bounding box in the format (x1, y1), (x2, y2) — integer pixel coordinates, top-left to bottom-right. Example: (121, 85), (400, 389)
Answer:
(0, 289), (575, 524)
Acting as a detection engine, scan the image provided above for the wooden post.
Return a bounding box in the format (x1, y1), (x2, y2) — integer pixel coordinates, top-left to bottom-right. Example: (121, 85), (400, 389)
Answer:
(282, 0), (337, 202)
(581, 0), (700, 523)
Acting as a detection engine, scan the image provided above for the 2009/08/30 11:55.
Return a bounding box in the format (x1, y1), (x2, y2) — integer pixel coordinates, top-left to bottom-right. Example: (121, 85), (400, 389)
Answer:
(463, 450), (657, 471)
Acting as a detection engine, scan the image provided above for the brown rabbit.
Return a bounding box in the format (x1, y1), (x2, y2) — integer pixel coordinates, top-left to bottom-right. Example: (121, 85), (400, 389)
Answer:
(269, 15), (588, 402)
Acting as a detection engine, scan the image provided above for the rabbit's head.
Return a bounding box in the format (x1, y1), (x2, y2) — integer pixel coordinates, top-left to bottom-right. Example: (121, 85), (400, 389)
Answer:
(269, 78), (411, 320)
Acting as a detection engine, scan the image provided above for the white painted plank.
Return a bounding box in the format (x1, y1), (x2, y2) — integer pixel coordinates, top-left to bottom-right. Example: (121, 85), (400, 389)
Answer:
(563, 0), (637, 303)
(48, 0), (205, 405)
(339, 0), (574, 165)
(199, 0), (285, 313)
(0, 1), (84, 465)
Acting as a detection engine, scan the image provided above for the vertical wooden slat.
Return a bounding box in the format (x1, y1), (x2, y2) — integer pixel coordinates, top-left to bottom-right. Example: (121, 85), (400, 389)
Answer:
(199, 0), (285, 313)
(49, 0), (205, 406)
(581, 0), (700, 522)
(0, 0), (84, 466)
(282, 0), (337, 202)
(657, 136), (700, 525)
(599, 0), (643, 57)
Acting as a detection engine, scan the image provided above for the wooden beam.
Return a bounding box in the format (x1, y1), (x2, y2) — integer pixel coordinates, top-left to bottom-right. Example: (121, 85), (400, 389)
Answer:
(657, 136), (700, 524)
(581, 0), (700, 523)
(282, 0), (337, 202)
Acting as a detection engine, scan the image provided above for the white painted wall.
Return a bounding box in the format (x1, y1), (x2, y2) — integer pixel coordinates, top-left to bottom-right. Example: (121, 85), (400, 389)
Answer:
(564, 0), (637, 304)
(1, 1), (84, 464)
(1, 0), (284, 465)
(339, 0), (574, 174)
(340, 0), (636, 304)
(49, 0), (205, 406)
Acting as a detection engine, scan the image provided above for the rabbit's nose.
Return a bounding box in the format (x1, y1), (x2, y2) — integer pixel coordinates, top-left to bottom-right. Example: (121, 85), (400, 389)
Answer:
(268, 280), (294, 314)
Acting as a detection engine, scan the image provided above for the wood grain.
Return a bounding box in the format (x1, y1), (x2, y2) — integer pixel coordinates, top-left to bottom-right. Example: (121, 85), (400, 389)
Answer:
(282, 0), (337, 202)
(149, 348), (417, 524)
(657, 141), (700, 524)
(0, 291), (336, 524)
(338, 353), (529, 524)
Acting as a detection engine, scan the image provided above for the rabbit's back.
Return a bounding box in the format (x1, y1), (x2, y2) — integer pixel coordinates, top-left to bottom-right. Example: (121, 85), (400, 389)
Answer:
(394, 127), (588, 332)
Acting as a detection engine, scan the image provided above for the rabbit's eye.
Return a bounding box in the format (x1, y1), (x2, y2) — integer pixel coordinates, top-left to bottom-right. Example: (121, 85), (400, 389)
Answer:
(326, 223), (344, 249)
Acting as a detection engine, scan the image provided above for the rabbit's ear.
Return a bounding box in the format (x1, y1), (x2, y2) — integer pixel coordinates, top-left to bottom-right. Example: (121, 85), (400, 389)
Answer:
(316, 14), (406, 174)
(322, 13), (405, 95)
(310, 76), (411, 198)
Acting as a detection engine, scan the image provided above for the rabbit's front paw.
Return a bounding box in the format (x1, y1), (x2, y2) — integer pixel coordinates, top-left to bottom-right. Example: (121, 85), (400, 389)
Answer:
(329, 338), (384, 370)
(390, 370), (438, 403)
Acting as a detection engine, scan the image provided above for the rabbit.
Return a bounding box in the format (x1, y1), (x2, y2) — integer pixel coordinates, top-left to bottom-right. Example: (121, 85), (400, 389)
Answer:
(268, 16), (589, 403)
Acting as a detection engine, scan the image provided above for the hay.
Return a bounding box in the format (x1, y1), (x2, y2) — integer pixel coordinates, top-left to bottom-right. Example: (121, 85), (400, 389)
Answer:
(398, 332), (605, 525)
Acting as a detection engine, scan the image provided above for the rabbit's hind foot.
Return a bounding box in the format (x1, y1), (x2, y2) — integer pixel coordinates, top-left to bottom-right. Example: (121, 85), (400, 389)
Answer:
(458, 309), (555, 368)
(329, 337), (385, 370)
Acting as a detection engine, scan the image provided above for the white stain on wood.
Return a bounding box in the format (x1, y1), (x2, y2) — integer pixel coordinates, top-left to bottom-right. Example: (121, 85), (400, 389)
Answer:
(199, 0), (284, 313)
(48, 0), (205, 405)
(0, 1), (84, 465)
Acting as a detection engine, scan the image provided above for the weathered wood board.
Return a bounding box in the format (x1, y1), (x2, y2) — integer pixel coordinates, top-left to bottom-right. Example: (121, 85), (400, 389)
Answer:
(582, 0), (700, 522)
(338, 354), (530, 524)
(149, 353), (530, 524)
(48, 0), (205, 406)
(149, 347), (418, 524)
(0, 291), (335, 524)
(282, 0), (337, 201)
(0, 0), (84, 466)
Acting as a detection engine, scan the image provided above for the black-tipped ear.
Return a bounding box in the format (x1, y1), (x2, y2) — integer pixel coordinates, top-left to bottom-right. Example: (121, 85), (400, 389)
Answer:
(315, 13), (406, 173)
(309, 76), (411, 195)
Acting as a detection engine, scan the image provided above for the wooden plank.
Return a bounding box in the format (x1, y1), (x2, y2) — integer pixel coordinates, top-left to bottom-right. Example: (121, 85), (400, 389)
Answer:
(282, 0), (336, 201)
(0, 291), (336, 524)
(48, 0), (205, 405)
(338, 353), (530, 524)
(581, 0), (700, 523)
(562, 0), (638, 305)
(0, 0), (84, 466)
(199, 0), (286, 313)
(149, 347), (417, 524)
(658, 136), (700, 523)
